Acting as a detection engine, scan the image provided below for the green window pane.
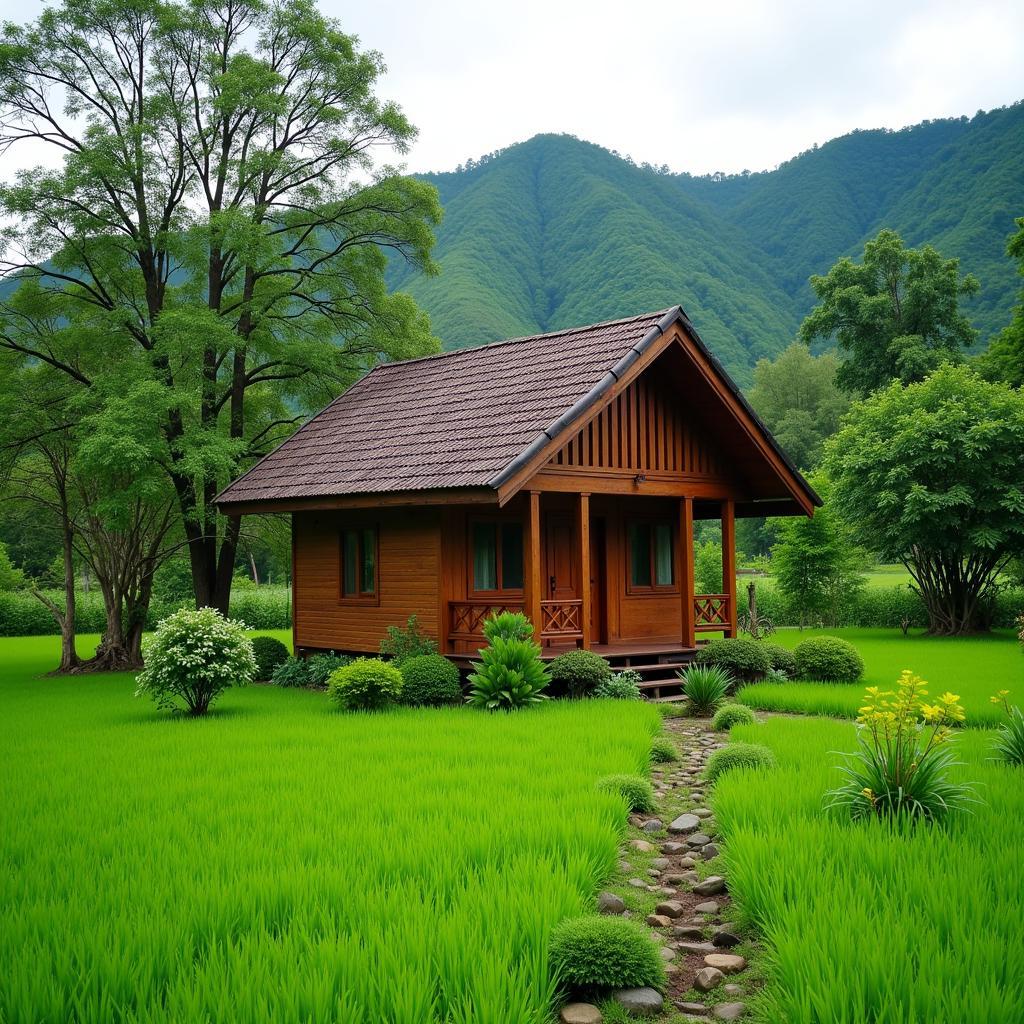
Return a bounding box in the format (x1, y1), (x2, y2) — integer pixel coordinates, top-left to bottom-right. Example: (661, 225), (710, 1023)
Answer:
(342, 530), (358, 595)
(361, 528), (376, 594)
(472, 522), (497, 591)
(501, 523), (524, 590)
(654, 523), (674, 586)
(629, 523), (651, 587)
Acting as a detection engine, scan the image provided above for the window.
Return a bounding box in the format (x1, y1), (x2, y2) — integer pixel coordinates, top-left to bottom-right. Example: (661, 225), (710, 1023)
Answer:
(627, 521), (674, 591)
(471, 520), (524, 593)
(340, 526), (377, 600)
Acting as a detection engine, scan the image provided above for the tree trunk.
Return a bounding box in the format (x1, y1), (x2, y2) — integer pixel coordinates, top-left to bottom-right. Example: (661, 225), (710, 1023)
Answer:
(31, 501), (81, 674)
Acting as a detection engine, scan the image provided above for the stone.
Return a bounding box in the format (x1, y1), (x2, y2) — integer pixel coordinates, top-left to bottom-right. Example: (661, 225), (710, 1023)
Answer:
(663, 873), (686, 884)
(628, 877), (648, 889)
(693, 876), (727, 896)
(679, 855), (698, 868)
(611, 987), (664, 1017)
(693, 807), (713, 817)
(671, 925), (705, 940)
(694, 900), (720, 914)
(713, 1003), (746, 1021)
(655, 900), (684, 918)
(662, 841), (688, 854)
(687, 833), (713, 848)
(650, 857), (671, 869)
(619, 860), (632, 872)
(560, 1004), (603, 1024)
(597, 891), (625, 915)
(676, 940), (716, 954)
(659, 945), (677, 961)
(693, 966), (725, 992)
(640, 818), (664, 833)
(712, 928), (741, 948)
(646, 868), (661, 878)
(677, 1002), (709, 1016)
(703, 953), (747, 975)
(630, 839), (655, 852)
(701, 844), (721, 861)
(723, 985), (743, 996)
(646, 914), (673, 928)
(668, 813), (701, 833)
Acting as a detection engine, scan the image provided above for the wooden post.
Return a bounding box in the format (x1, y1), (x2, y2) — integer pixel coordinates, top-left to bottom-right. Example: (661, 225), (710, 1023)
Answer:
(721, 498), (738, 638)
(525, 490), (542, 640)
(577, 493), (591, 649)
(680, 496), (695, 648)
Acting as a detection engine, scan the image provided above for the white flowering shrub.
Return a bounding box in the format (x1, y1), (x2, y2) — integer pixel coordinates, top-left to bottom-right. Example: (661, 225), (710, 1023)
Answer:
(135, 607), (256, 716)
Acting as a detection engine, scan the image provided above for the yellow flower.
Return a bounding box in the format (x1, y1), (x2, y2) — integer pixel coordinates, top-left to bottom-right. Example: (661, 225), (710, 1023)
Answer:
(940, 692), (960, 705)
(991, 696), (1002, 704)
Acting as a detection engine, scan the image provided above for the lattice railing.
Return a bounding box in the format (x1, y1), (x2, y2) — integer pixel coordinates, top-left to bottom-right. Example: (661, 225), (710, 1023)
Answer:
(540, 599), (583, 642)
(447, 601), (525, 644)
(694, 593), (731, 632)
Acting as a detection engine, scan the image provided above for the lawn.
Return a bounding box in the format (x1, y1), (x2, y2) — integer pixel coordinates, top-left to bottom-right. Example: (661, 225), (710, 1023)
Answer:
(0, 635), (660, 1024)
(713, 716), (1024, 1022)
(737, 627), (1022, 725)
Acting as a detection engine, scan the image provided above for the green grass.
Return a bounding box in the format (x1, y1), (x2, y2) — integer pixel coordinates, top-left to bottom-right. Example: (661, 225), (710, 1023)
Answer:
(0, 636), (660, 1024)
(737, 627), (1022, 725)
(713, 716), (1024, 1022)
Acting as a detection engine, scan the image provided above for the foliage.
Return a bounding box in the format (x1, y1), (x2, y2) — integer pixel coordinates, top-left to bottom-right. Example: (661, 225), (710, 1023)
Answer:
(976, 217), (1024, 388)
(693, 539), (723, 595)
(595, 774), (656, 813)
(800, 228), (979, 395)
(761, 643), (796, 677)
(991, 691), (1024, 767)
(270, 657), (310, 689)
(0, 542), (26, 592)
(696, 637), (771, 682)
(134, 607), (255, 716)
(482, 611), (535, 644)
(681, 665), (732, 715)
(712, 703), (757, 731)
(824, 364), (1024, 634)
(650, 737), (679, 763)
(399, 654), (462, 707)
(150, 559), (195, 606)
(826, 672), (973, 822)
(548, 915), (665, 994)
(250, 636), (289, 681)
(548, 649), (612, 698)
(595, 670), (643, 701)
(306, 652), (353, 690)
(793, 636), (865, 683)
(466, 635), (551, 711)
(706, 741), (777, 782)
(379, 615), (438, 667)
(327, 658), (404, 712)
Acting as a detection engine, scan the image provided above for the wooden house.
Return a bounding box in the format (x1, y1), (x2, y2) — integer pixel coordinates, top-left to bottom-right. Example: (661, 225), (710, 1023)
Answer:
(217, 306), (818, 686)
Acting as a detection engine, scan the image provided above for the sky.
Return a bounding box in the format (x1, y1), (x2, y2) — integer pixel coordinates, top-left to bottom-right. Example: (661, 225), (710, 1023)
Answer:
(5, 0), (1024, 176)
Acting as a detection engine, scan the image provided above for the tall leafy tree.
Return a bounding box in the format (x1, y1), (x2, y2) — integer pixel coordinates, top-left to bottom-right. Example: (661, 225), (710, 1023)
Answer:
(0, 0), (441, 615)
(976, 217), (1024, 388)
(800, 229), (979, 395)
(825, 365), (1024, 634)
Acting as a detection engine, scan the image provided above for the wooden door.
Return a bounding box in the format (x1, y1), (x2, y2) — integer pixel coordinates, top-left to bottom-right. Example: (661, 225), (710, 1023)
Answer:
(590, 518), (606, 643)
(545, 516), (577, 601)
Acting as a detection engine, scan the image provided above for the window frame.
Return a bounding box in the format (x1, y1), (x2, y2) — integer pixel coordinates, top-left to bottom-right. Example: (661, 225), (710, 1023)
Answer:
(467, 515), (525, 598)
(339, 523), (380, 605)
(625, 518), (677, 596)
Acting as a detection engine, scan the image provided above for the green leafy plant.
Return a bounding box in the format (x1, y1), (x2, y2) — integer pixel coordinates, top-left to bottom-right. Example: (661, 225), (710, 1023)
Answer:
(696, 637), (770, 682)
(991, 690), (1024, 767)
(548, 649), (612, 698)
(379, 615), (437, 666)
(250, 635), (289, 681)
(706, 742), (777, 782)
(482, 611), (534, 643)
(712, 703), (756, 731)
(270, 657), (310, 688)
(306, 652), (352, 689)
(794, 636), (864, 683)
(827, 672), (975, 822)
(761, 643), (797, 677)
(135, 607), (256, 716)
(548, 915), (665, 994)
(650, 737), (678, 763)
(400, 654), (462, 707)
(681, 664), (732, 715)
(327, 657), (404, 712)
(595, 669), (643, 700)
(596, 774), (655, 813)
(466, 635), (551, 711)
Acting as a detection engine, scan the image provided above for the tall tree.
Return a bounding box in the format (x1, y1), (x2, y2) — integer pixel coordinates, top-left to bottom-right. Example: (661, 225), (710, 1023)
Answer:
(825, 365), (1024, 635)
(0, 0), (440, 616)
(800, 229), (979, 396)
(976, 217), (1024, 388)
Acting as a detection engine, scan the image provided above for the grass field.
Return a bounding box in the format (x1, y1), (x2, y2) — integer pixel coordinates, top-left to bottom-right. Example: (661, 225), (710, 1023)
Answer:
(0, 636), (660, 1024)
(713, 716), (1024, 1022)
(737, 627), (1022, 725)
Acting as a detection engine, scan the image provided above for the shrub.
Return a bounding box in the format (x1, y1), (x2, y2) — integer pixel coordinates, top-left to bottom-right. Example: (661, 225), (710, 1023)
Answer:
(706, 742), (777, 782)
(548, 649), (612, 698)
(761, 643), (796, 677)
(650, 737), (678, 763)
(135, 607), (256, 716)
(596, 773), (655, 813)
(681, 664), (732, 715)
(696, 637), (770, 682)
(827, 672), (975, 822)
(466, 635), (551, 711)
(482, 611), (534, 644)
(327, 657), (404, 711)
(400, 654), (462, 707)
(379, 614), (437, 666)
(250, 635), (289, 680)
(548, 915), (665, 994)
(794, 635), (864, 683)
(270, 656), (309, 688)
(306, 651), (352, 689)
(595, 670), (643, 700)
(712, 703), (756, 731)
(991, 690), (1024, 767)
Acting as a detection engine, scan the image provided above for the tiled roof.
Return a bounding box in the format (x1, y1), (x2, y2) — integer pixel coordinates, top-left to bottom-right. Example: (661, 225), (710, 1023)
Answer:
(216, 308), (675, 504)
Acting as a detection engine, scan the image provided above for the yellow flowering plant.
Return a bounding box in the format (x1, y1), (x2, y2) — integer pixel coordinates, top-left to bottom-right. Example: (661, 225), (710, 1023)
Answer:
(826, 670), (977, 822)
(991, 689), (1024, 767)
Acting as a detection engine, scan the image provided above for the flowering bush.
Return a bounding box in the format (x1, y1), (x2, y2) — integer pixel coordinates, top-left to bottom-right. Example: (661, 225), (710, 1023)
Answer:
(991, 689), (1024, 767)
(595, 669), (643, 700)
(827, 671), (975, 822)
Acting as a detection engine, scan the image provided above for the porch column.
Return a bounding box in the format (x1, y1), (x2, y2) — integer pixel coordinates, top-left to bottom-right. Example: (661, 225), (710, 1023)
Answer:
(721, 498), (738, 638)
(577, 493), (592, 649)
(680, 496), (695, 648)
(525, 490), (542, 639)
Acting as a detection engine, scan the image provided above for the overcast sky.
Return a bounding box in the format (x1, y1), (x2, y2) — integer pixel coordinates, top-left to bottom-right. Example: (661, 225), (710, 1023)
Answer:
(7, 0), (1024, 176)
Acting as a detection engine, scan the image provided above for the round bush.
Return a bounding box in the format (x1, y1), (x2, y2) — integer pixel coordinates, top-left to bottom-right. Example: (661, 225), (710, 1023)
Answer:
(400, 653), (462, 706)
(595, 670), (642, 700)
(705, 742), (777, 782)
(250, 635), (289, 680)
(135, 607), (256, 716)
(596, 773), (655, 813)
(327, 657), (404, 711)
(711, 703), (757, 731)
(306, 651), (352, 689)
(696, 637), (771, 682)
(761, 643), (796, 677)
(793, 636), (864, 683)
(549, 915), (665, 993)
(270, 656), (310, 688)
(650, 737), (679, 763)
(549, 649), (612, 697)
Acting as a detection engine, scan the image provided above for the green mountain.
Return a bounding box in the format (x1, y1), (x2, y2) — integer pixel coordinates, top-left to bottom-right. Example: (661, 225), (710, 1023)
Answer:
(390, 103), (1024, 385)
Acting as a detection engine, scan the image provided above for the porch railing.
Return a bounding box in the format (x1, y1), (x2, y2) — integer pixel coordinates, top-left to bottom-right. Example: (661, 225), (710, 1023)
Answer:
(694, 593), (731, 632)
(447, 599), (584, 647)
(539, 599), (583, 643)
